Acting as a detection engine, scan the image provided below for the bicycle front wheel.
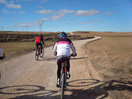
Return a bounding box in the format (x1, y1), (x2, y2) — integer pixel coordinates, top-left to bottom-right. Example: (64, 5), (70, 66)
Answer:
(40, 48), (44, 58)
(61, 73), (65, 99)
(35, 50), (39, 60)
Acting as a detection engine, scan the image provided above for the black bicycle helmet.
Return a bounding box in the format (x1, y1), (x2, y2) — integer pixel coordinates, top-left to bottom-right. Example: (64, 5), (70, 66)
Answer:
(59, 32), (67, 37)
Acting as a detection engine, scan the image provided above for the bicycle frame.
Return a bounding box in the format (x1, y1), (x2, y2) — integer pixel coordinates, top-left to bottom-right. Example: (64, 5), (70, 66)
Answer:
(35, 45), (44, 60)
(58, 54), (76, 99)
(37, 46), (41, 55)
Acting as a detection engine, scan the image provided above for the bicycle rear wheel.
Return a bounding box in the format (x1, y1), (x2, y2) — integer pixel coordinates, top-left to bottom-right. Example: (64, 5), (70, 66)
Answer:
(61, 73), (65, 99)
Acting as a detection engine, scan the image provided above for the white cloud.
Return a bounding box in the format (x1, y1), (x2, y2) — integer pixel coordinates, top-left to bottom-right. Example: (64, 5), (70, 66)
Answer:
(19, 23), (33, 27)
(51, 9), (74, 20)
(9, 0), (14, 3)
(75, 9), (100, 16)
(6, 3), (21, 9)
(51, 15), (63, 20)
(37, 9), (52, 14)
(37, 9), (74, 20)
(16, 0), (32, 2)
(42, 18), (49, 20)
(19, 20), (43, 27)
(57, 9), (74, 15)
(0, 0), (7, 3)
(0, 0), (22, 9)
(102, 12), (115, 15)
(19, 23), (36, 27)
(79, 20), (100, 25)
(40, 0), (48, 3)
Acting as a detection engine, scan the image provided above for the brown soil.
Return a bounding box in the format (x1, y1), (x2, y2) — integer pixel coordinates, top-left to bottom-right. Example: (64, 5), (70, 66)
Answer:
(0, 37), (131, 99)
(84, 37), (132, 99)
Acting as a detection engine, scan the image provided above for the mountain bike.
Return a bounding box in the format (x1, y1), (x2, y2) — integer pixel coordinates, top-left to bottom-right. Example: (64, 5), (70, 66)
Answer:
(59, 54), (76, 99)
(35, 45), (44, 60)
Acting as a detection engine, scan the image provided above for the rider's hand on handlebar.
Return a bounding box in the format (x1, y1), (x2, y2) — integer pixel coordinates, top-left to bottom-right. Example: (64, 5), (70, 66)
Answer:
(71, 53), (77, 57)
(54, 52), (57, 56)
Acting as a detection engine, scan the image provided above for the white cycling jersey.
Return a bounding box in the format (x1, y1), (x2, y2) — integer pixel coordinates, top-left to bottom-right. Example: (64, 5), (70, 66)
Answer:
(53, 38), (76, 57)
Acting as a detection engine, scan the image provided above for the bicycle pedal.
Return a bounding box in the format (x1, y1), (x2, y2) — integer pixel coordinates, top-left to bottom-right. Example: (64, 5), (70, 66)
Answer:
(67, 74), (71, 79)
(56, 84), (61, 88)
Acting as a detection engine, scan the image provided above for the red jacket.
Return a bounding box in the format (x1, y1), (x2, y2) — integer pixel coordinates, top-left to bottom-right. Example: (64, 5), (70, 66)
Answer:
(35, 36), (41, 43)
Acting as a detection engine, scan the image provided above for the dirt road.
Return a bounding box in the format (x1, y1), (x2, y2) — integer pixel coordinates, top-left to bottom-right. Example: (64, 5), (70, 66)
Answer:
(0, 37), (111, 99)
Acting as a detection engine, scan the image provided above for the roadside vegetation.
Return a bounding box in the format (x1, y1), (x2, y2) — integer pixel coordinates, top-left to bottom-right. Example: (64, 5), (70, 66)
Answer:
(86, 37), (132, 77)
(0, 31), (90, 61)
(0, 41), (54, 61)
(84, 36), (132, 99)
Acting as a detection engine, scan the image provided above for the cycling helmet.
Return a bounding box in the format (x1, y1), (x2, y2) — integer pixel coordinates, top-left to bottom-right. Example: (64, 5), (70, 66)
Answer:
(59, 32), (67, 37)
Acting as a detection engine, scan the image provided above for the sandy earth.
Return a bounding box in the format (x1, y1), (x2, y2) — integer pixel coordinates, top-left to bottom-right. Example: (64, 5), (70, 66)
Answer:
(0, 37), (113, 99)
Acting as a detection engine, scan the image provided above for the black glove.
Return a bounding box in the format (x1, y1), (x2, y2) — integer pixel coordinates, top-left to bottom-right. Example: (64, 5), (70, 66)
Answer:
(71, 53), (77, 57)
(54, 52), (57, 56)
(74, 53), (77, 56)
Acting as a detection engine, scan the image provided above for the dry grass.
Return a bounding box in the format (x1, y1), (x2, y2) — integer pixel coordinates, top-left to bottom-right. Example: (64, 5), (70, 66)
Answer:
(0, 41), (55, 61)
(85, 36), (132, 80)
(73, 31), (132, 37)
(84, 36), (132, 99)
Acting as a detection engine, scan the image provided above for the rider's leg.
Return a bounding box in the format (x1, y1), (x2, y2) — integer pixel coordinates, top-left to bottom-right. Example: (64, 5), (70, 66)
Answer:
(66, 59), (70, 72)
(57, 60), (61, 87)
(66, 59), (71, 79)
(57, 60), (61, 79)
(40, 43), (43, 53)
(36, 43), (39, 49)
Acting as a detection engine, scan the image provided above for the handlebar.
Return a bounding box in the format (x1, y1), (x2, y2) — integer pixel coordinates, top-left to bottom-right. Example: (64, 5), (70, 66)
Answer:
(70, 53), (77, 57)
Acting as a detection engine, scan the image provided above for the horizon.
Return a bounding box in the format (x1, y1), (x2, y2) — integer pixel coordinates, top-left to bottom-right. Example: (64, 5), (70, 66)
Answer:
(1, 30), (132, 33)
(0, 0), (132, 32)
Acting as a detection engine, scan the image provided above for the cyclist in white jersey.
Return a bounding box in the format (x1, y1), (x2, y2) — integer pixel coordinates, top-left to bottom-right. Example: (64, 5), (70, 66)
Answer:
(53, 32), (77, 87)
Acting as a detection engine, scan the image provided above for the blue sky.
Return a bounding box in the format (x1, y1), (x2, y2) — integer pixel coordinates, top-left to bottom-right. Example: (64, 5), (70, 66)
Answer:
(0, 0), (132, 32)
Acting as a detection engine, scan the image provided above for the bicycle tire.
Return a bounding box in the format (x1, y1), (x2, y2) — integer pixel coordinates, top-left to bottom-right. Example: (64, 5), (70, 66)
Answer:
(61, 73), (65, 99)
(35, 50), (39, 60)
(40, 48), (44, 57)
(64, 72), (67, 87)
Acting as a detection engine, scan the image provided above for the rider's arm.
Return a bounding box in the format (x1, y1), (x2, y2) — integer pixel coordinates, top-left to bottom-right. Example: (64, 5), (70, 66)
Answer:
(70, 43), (76, 55)
(53, 43), (57, 56)
(41, 37), (45, 45)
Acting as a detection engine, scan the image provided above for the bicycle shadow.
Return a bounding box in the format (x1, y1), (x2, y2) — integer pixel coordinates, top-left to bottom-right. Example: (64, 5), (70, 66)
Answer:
(65, 79), (132, 99)
(0, 85), (60, 99)
(1, 79), (131, 99)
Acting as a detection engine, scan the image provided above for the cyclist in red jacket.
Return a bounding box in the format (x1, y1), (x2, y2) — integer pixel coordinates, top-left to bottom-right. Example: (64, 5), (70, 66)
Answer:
(35, 34), (45, 53)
